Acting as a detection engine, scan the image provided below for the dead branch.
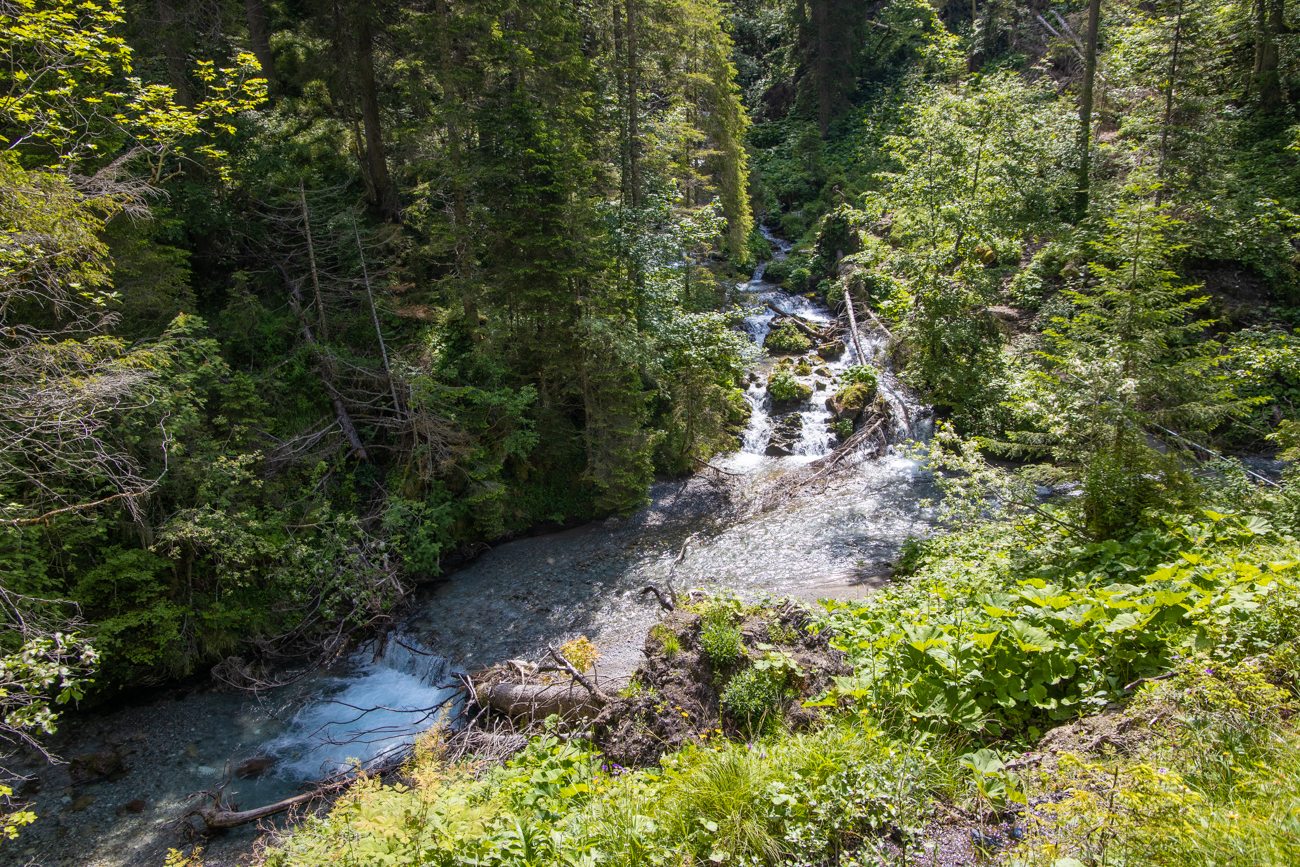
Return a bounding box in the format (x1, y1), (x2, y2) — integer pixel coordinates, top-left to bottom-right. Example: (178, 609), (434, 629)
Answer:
(276, 262), (368, 459)
(191, 789), (322, 830)
(640, 585), (674, 612)
(547, 645), (610, 705)
(840, 291), (868, 362)
(764, 302), (831, 342)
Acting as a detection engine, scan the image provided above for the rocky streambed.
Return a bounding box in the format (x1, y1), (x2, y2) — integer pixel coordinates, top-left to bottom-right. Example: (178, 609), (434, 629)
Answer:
(4, 234), (940, 867)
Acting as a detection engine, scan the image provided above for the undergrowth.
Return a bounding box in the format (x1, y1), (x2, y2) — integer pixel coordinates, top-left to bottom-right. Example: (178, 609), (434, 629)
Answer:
(264, 500), (1300, 867)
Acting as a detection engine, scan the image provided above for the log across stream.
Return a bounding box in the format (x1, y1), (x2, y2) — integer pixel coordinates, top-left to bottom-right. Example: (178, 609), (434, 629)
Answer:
(4, 233), (941, 867)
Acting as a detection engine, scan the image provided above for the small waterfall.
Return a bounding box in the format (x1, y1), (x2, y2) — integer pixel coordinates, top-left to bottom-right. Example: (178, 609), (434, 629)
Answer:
(793, 408), (831, 456)
(739, 383), (773, 455)
(261, 637), (463, 780)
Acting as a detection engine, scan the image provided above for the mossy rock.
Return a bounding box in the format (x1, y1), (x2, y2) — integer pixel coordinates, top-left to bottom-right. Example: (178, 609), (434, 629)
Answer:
(834, 381), (875, 409)
(816, 342), (844, 360)
(765, 322), (812, 354)
(767, 369), (813, 406)
(794, 358), (812, 376)
(724, 388), (750, 426)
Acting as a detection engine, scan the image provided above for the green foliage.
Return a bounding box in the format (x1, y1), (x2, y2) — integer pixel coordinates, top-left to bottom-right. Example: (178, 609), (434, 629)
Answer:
(650, 624), (682, 660)
(752, 645), (806, 682)
(764, 322), (812, 354)
(1013, 654), (1300, 867)
(720, 666), (785, 733)
(840, 365), (878, 390)
(383, 491), (457, 577)
(266, 717), (955, 867)
(1006, 185), (1259, 534)
(701, 610), (745, 667)
(821, 510), (1300, 736)
(766, 369), (813, 405)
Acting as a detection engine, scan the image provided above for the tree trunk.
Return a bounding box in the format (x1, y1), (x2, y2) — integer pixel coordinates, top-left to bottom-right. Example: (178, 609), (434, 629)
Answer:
(299, 181), (328, 340)
(356, 6), (400, 221)
(625, 0), (641, 208)
(244, 0), (277, 94)
(1075, 0), (1102, 221)
(155, 0), (195, 107)
(1252, 0), (1284, 113)
(815, 0), (832, 137)
(434, 0), (479, 341)
(613, 0), (630, 206)
(1157, 0), (1183, 203)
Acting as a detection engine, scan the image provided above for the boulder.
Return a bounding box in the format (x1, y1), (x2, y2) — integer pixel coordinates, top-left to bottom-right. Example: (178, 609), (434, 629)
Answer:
(235, 757), (274, 779)
(824, 395), (857, 423)
(765, 413), (803, 456)
(816, 342), (844, 360)
(68, 749), (126, 785)
(67, 794), (96, 813)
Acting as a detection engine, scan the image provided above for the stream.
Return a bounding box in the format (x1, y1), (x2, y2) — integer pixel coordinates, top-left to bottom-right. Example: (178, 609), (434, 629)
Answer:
(7, 232), (941, 867)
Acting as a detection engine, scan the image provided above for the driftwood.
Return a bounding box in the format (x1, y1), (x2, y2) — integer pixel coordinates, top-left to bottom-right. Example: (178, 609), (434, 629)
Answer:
(192, 790), (321, 830)
(548, 645), (610, 705)
(640, 585), (674, 612)
(475, 640), (618, 724)
(640, 533), (693, 612)
(480, 680), (605, 720)
(764, 302), (832, 342)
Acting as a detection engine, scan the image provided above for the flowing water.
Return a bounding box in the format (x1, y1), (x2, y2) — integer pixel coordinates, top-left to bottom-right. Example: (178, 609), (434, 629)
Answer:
(8, 232), (941, 867)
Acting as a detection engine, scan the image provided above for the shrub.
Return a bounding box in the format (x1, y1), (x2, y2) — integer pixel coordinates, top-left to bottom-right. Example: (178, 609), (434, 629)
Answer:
(765, 322), (812, 354)
(559, 636), (600, 672)
(724, 388), (751, 426)
(842, 364), (879, 389)
(819, 512), (1300, 735)
(830, 418), (853, 440)
(720, 666), (785, 733)
(768, 369), (813, 405)
(702, 614), (744, 666)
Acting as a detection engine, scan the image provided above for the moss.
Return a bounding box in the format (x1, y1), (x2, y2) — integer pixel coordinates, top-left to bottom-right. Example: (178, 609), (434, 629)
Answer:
(765, 322), (812, 354)
(724, 388), (750, 426)
(768, 369), (813, 405)
(833, 381), (874, 408)
(794, 358), (812, 376)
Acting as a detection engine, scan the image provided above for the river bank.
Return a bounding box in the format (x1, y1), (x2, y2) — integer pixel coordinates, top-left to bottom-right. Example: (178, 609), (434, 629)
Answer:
(4, 237), (938, 867)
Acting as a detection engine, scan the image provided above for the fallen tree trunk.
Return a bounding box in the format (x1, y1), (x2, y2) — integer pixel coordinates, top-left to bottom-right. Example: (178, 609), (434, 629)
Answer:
(276, 262), (368, 459)
(479, 681), (604, 721)
(765, 302), (830, 341)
